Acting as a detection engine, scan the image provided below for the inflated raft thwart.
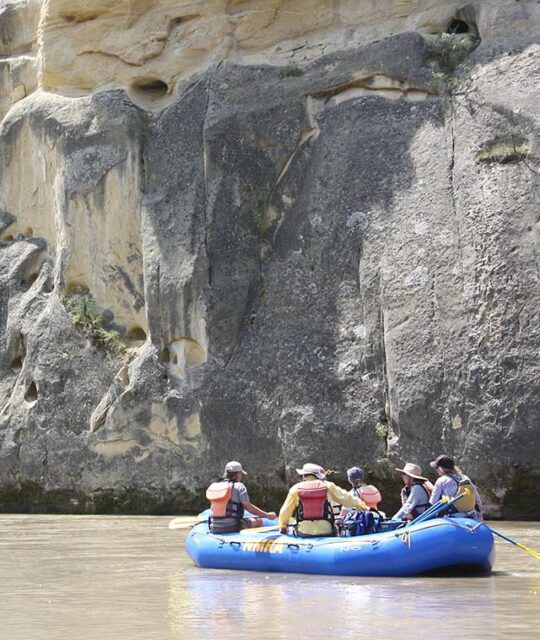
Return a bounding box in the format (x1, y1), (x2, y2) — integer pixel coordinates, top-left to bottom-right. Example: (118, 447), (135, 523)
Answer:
(185, 517), (494, 576)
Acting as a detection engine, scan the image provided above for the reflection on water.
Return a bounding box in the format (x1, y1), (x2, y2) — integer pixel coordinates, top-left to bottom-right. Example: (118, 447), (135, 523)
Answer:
(0, 516), (538, 640)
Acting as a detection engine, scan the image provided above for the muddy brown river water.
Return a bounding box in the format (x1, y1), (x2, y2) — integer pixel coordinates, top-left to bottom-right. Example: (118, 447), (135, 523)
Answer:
(0, 515), (538, 640)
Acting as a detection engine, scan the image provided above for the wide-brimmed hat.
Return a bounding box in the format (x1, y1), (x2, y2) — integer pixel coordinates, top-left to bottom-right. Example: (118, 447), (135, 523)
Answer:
(225, 461), (247, 475)
(430, 455), (455, 470)
(395, 462), (427, 481)
(296, 463), (326, 480)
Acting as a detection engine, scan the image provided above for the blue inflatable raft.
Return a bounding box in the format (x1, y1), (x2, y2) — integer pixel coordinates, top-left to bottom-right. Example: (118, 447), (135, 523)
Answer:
(185, 517), (494, 576)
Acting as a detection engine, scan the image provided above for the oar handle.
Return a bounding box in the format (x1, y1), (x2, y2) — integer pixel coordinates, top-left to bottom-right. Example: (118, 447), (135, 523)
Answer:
(406, 499), (443, 526)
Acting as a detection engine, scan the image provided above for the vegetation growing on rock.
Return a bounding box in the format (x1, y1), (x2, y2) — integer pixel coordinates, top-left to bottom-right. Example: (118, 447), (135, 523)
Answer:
(475, 141), (529, 164)
(278, 64), (304, 78)
(59, 288), (125, 354)
(425, 33), (479, 93)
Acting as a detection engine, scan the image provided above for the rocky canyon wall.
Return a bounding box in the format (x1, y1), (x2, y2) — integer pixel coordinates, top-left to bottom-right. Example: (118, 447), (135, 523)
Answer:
(0, 0), (539, 516)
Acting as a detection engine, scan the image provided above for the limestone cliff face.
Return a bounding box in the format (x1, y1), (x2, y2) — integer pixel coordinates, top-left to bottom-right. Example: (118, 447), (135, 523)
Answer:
(0, 0), (539, 516)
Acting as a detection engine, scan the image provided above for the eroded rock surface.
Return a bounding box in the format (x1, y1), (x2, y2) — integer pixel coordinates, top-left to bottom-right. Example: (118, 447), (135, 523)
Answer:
(0, 0), (539, 516)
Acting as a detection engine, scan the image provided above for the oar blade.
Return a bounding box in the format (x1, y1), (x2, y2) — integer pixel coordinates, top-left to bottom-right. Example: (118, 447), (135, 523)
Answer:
(168, 516), (207, 530)
(516, 542), (540, 560)
(168, 515), (201, 523)
(491, 527), (540, 560)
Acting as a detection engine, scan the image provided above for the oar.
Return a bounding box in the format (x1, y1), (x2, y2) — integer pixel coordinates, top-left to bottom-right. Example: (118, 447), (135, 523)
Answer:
(239, 518), (293, 535)
(409, 499), (445, 525)
(240, 525), (280, 535)
(489, 528), (540, 560)
(169, 515), (204, 523)
(168, 516), (207, 530)
(409, 495), (464, 526)
(169, 513), (278, 531)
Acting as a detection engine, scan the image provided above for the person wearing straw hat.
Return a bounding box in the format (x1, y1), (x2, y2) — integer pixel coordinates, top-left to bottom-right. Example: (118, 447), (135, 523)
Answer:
(392, 462), (433, 521)
(278, 463), (369, 537)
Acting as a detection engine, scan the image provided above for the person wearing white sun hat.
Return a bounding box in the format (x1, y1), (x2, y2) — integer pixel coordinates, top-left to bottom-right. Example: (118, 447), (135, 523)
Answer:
(278, 463), (369, 537)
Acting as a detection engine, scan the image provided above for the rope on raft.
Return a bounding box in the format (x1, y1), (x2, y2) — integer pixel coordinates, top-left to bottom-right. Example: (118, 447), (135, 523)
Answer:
(396, 518), (487, 548)
(195, 518), (486, 550)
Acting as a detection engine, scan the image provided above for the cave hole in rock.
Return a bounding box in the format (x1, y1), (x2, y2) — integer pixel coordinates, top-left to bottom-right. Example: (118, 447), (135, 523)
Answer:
(3, 234), (14, 241)
(172, 14), (200, 27)
(100, 309), (115, 327)
(24, 381), (38, 403)
(61, 11), (100, 23)
(21, 271), (39, 290)
(447, 19), (470, 34)
(159, 347), (170, 363)
(24, 227), (33, 237)
(15, 428), (29, 443)
(165, 337), (206, 376)
(10, 356), (23, 373)
(44, 279), (54, 294)
(126, 327), (147, 344)
(130, 78), (169, 101)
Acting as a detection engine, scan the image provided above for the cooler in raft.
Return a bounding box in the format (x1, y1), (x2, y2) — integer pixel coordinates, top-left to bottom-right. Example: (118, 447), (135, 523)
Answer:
(185, 517), (495, 577)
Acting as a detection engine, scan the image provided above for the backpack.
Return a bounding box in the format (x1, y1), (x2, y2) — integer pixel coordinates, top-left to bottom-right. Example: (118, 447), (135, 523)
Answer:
(343, 510), (381, 537)
(450, 475), (477, 512)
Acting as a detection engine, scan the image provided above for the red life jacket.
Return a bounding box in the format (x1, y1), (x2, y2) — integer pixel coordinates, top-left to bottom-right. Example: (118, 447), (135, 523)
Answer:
(296, 480), (332, 521)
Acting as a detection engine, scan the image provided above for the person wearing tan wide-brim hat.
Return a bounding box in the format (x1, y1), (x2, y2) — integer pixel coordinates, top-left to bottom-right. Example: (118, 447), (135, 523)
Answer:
(394, 462), (428, 482)
(392, 462), (432, 521)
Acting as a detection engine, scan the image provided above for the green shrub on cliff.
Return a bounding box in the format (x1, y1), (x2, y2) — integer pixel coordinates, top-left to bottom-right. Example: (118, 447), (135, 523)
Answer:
(375, 420), (389, 439)
(425, 33), (479, 93)
(279, 64), (304, 78)
(60, 288), (125, 353)
(475, 141), (529, 164)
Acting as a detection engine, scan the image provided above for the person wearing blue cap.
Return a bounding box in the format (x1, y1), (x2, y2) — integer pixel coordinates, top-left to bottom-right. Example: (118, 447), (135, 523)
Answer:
(339, 467), (383, 517)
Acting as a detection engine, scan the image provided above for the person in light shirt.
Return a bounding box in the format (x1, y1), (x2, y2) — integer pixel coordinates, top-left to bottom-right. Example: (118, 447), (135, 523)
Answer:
(278, 463), (368, 537)
(429, 455), (483, 521)
(392, 463), (432, 520)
